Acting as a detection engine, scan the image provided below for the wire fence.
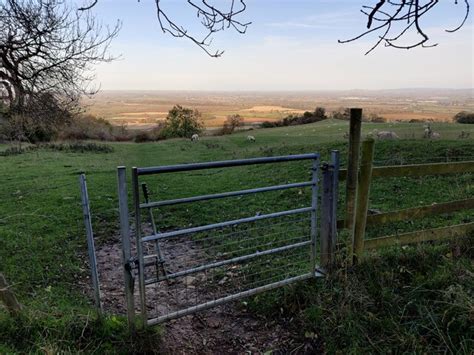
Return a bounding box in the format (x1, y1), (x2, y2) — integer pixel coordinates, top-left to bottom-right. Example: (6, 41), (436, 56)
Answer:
(140, 214), (312, 322)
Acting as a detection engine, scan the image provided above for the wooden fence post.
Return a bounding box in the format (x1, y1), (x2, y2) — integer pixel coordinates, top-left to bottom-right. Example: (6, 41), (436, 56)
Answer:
(352, 138), (375, 263)
(345, 108), (363, 257)
(0, 273), (22, 316)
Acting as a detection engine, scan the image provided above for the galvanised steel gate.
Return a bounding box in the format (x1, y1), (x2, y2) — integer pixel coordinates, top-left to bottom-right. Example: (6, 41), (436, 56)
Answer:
(117, 152), (339, 327)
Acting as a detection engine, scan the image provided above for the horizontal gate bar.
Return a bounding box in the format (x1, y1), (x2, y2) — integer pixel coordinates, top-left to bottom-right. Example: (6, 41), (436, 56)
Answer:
(141, 207), (313, 242)
(140, 181), (313, 209)
(145, 240), (312, 285)
(147, 272), (318, 325)
(136, 153), (320, 175)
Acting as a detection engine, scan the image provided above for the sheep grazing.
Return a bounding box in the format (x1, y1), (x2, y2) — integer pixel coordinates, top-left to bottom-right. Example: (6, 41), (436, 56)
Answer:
(378, 131), (399, 140)
(373, 129), (399, 140)
(423, 124), (440, 139)
(191, 134), (199, 142)
(247, 135), (256, 142)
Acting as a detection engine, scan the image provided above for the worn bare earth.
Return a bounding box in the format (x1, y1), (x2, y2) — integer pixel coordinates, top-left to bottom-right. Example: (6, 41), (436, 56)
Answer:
(93, 225), (318, 354)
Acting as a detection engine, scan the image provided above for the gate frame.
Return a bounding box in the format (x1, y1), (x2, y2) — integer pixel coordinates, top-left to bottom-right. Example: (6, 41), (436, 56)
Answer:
(117, 152), (339, 327)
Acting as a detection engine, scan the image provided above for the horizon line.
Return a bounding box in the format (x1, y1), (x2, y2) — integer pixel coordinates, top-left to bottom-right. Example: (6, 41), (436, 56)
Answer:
(95, 87), (474, 93)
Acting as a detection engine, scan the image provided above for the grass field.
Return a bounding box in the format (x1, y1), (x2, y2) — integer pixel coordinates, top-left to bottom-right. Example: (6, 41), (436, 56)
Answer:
(0, 119), (473, 353)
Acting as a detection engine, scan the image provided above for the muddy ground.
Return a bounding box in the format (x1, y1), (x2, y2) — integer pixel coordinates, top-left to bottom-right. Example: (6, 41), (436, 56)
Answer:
(86, 225), (322, 355)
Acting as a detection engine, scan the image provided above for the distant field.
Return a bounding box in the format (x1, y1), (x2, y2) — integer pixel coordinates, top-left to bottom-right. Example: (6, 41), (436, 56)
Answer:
(85, 90), (474, 129)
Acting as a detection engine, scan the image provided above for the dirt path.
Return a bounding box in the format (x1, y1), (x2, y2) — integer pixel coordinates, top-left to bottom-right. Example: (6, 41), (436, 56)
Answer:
(94, 227), (318, 354)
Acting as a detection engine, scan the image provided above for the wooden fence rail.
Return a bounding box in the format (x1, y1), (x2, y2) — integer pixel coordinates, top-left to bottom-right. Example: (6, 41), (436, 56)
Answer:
(341, 141), (473, 260)
(365, 223), (474, 250)
(338, 110), (474, 262)
(339, 161), (474, 181)
(337, 198), (474, 228)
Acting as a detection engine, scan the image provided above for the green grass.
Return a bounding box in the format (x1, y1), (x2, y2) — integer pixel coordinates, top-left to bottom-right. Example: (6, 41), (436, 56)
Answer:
(0, 119), (473, 352)
(246, 238), (474, 353)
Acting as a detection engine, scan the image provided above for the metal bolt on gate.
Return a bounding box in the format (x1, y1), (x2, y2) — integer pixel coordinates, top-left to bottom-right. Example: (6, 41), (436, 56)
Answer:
(117, 152), (340, 327)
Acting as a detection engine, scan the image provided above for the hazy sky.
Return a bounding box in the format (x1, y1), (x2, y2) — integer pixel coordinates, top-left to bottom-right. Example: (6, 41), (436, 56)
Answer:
(93, 0), (473, 91)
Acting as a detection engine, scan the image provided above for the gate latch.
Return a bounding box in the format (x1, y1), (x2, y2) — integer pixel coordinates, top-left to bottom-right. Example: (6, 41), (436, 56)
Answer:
(125, 257), (138, 272)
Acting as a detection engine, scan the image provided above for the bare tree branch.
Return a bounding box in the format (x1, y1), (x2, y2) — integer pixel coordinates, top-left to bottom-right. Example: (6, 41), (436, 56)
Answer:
(74, 0), (470, 56)
(78, 0), (98, 11)
(339, 0), (471, 55)
(154, 0), (251, 57)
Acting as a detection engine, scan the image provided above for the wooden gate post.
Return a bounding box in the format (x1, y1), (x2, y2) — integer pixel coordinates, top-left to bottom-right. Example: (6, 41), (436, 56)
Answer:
(0, 273), (22, 316)
(352, 138), (375, 263)
(345, 109), (363, 256)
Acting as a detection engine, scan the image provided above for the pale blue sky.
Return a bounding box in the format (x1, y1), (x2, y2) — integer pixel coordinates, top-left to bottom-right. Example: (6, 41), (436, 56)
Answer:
(92, 0), (473, 90)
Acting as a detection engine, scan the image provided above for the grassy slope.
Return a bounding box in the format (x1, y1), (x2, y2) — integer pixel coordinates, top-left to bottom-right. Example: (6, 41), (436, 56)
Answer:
(0, 120), (473, 353)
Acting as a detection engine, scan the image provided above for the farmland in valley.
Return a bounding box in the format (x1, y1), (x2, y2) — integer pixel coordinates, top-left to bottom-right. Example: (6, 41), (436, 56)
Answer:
(85, 89), (474, 129)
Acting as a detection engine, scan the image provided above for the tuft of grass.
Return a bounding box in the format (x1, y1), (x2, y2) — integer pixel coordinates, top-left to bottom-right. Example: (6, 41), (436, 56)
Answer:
(0, 310), (162, 354)
(43, 142), (114, 153)
(0, 142), (113, 156)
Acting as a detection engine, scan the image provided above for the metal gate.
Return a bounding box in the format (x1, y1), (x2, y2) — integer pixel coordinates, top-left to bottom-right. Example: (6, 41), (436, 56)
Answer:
(117, 152), (339, 327)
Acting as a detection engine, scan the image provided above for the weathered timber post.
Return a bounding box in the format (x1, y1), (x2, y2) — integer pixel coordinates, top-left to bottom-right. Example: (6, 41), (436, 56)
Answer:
(117, 167), (135, 330)
(79, 173), (102, 314)
(0, 273), (22, 316)
(345, 108), (363, 260)
(320, 164), (335, 269)
(352, 138), (375, 263)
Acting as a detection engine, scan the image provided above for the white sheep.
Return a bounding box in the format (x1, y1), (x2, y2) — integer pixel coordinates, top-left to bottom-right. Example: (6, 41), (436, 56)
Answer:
(423, 125), (440, 139)
(378, 131), (399, 140)
(373, 129), (399, 140)
(247, 135), (256, 142)
(191, 134), (199, 142)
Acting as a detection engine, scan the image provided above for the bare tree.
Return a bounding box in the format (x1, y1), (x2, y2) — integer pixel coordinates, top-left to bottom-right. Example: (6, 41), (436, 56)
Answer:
(0, 0), (120, 111)
(340, 0), (471, 54)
